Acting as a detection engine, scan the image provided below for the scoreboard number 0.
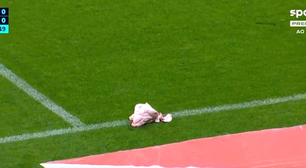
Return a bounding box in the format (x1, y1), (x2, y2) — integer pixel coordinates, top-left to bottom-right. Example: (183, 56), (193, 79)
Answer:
(1, 17), (5, 23)
(1, 9), (5, 15)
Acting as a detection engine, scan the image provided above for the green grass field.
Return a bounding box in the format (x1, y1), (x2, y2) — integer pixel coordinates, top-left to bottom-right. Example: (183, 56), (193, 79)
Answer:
(0, 0), (306, 167)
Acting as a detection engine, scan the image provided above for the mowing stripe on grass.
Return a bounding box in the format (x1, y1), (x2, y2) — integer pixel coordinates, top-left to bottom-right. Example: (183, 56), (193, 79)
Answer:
(0, 93), (306, 144)
(0, 62), (85, 127)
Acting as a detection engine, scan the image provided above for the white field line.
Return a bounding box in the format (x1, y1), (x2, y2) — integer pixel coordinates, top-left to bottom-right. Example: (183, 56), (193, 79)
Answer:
(0, 63), (85, 127)
(40, 163), (202, 168)
(1, 93), (306, 144)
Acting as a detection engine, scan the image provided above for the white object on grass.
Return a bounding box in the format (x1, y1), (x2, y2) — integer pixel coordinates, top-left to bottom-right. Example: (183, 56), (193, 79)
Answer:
(129, 102), (172, 127)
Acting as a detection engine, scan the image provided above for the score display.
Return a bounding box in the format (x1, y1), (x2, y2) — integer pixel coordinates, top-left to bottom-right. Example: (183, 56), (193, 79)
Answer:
(0, 8), (9, 34)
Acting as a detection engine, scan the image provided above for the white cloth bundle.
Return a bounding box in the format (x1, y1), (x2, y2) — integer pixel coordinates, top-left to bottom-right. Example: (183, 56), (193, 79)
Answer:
(129, 102), (172, 127)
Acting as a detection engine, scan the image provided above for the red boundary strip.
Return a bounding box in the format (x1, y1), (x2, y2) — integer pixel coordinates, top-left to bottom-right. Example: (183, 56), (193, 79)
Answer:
(41, 125), (306, 168)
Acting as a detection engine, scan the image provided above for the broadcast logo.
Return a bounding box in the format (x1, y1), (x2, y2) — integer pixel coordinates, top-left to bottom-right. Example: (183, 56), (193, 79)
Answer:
(290, 9), (306, 27)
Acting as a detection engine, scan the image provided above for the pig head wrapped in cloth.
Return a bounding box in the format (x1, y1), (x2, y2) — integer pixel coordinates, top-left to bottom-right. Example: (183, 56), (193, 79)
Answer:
(129, 102), (172, 127)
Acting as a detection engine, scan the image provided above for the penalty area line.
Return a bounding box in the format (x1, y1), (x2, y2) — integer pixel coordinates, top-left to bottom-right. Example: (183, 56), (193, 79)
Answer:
(1, 93), (306, 144)
(0, 62), (85, 127)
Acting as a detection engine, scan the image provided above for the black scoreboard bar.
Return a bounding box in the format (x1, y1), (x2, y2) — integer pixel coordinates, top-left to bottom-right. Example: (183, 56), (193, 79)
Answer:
(0, 8), (9, 34)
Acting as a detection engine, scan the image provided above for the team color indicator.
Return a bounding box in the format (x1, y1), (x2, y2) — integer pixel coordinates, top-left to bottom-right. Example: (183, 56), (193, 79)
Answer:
(0, 8), (9, 34)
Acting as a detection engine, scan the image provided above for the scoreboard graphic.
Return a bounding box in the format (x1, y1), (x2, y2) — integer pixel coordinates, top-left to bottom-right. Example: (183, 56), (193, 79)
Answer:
(0, 7), (9, 34)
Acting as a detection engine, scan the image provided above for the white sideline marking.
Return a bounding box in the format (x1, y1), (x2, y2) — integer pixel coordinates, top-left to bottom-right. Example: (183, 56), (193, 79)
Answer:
(171, 93), (306, 117)
(0, 63), (85, 127)
(40, 163), (202, 168)
(1, 93), (306, 144)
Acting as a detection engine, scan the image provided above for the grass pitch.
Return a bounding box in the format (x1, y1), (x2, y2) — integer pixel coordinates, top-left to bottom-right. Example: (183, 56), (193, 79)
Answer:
(0, 0), (306, 167)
